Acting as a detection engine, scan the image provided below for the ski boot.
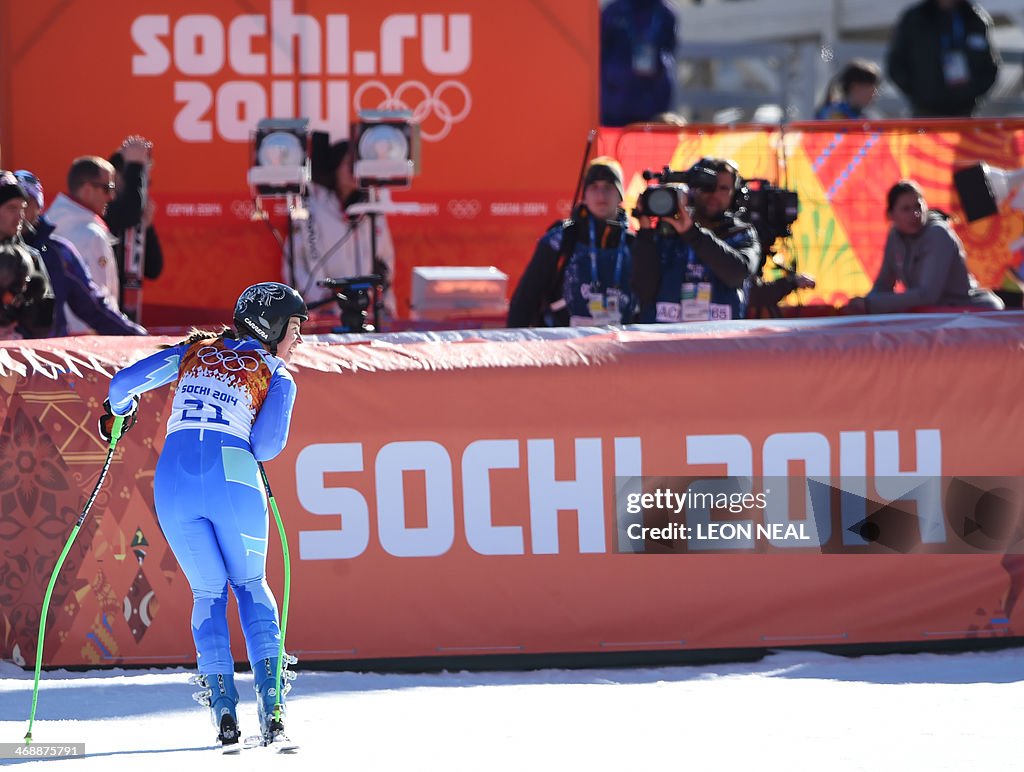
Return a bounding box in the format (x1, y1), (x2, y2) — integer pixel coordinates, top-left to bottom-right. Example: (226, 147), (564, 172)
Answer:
(253, 654), (298, 752)
(191, 672), (241, 753)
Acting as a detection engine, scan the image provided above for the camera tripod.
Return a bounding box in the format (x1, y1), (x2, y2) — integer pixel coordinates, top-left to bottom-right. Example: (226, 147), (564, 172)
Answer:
(312, 275), (385, 333)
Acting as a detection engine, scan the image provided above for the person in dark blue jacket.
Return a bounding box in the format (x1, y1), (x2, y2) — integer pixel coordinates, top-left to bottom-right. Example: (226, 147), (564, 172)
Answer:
(15, 170), (145, 337)
(508, 157), (636, 327)
(600, 0), (678, 127)
(102, 283), (306, 751)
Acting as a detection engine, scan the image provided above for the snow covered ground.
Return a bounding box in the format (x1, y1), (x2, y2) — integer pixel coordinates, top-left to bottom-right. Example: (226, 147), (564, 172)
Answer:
(0, 647), (1021, 770)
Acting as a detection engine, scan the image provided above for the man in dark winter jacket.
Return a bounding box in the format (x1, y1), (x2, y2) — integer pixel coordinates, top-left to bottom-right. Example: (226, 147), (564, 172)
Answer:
(15, 170), (146, 338)
(600, 0), (678, 127)
(886, 0), (999, 117)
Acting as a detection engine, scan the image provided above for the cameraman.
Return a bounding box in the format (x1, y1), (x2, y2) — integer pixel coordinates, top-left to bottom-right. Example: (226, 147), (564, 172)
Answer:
(508, 157), (636, 327)
(0, 171), (54, 339)
(634, 158), (760, 323)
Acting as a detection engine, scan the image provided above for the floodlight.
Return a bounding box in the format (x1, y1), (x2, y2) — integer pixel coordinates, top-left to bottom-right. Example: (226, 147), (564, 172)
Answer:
(352, 110), (421, 187)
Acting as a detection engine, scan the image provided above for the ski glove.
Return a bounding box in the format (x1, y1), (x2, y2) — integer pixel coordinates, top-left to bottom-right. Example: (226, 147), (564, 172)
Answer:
(98, 396), (140, 441)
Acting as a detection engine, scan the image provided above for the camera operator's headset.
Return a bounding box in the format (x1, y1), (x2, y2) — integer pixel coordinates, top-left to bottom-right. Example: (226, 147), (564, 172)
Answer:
(691, 157), (743, 210)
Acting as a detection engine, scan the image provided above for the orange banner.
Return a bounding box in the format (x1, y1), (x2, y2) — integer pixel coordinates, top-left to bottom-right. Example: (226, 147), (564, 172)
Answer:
(0, 0), (598, 324)
(4, 3), (1021, 327)
(2, 315), (1024, 668)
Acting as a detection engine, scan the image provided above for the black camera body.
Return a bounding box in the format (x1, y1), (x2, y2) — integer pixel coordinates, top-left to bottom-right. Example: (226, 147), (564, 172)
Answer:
(633, 164), (719, 219)
(0, 239), (53, 333)
(735, 179), (799, 253)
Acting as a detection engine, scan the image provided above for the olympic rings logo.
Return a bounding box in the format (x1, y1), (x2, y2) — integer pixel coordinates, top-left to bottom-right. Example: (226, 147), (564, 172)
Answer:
(231, 200), (255, 220)
(447, 199), (481, 219)
(198, 346), (260, 372)
(353, 80), (472, 142)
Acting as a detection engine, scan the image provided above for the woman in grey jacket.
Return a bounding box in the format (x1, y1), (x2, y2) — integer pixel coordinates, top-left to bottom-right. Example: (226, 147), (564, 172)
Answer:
(846, 180), (1003, 314)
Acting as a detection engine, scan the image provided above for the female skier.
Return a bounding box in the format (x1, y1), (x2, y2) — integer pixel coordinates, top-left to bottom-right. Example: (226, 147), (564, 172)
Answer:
(100, 282), (307, 751)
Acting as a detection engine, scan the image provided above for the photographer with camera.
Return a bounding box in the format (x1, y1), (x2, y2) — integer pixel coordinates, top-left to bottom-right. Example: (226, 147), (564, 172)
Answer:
(508, 157), (636, 328)
(633, 158), (760, 323)
(0, 171), (54, 339)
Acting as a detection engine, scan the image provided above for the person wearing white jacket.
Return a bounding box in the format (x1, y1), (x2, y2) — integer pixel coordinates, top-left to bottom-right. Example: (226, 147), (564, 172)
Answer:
(45, 156), (121, 332)
(283, 140), (396, 322)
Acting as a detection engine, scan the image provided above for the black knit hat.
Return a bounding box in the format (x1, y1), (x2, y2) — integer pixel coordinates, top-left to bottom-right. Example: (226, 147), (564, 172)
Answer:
(0, 171), (28, 207)
(583, 156), (625, 200)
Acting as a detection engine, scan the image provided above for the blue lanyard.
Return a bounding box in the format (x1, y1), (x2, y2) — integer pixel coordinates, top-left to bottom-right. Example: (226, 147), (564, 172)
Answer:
(681, 241), (703, 280)
(942, 11), (964, 51)
(645, 10), (659, 44)
(588, 216), (626, 293)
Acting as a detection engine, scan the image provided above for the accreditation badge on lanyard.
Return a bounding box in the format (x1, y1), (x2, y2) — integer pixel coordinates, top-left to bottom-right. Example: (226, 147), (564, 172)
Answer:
(943, 51), (969, 85)
(631, 14), (659, 76)
(586, 288), (624, 326)
(681, 282), (712, 322)
(632, 43), (657, 76)
(577, 289), (622, 326)
(584, 218), (625, 325)
(942, 13), (969, 86)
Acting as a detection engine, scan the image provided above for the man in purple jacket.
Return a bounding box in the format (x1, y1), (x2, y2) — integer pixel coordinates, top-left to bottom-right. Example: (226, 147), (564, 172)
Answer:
(14, 170), (145, 337)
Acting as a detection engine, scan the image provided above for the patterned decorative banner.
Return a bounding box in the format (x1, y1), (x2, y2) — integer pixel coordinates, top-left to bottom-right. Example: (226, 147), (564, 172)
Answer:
(3, 318), (1024, 669)
(601, 119), (1024, 307)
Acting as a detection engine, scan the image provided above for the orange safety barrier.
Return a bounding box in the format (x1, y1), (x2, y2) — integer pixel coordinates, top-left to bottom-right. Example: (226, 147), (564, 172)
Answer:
(2, 314), (1024, 668)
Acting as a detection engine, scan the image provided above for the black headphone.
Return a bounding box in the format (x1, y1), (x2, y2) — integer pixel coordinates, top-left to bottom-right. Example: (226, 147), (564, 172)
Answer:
(691, 156), (743, 209)
(693, 157), (741, 188)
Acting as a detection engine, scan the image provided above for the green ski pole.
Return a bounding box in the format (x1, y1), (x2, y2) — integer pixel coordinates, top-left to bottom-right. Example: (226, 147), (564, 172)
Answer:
(24, 415), (125, 743)
(258, 461), (292, 724)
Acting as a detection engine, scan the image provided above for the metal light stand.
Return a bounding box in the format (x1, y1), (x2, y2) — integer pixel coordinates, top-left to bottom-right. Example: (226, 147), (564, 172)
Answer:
(251, 193), (308, 289)
(344, 188), (428, 329)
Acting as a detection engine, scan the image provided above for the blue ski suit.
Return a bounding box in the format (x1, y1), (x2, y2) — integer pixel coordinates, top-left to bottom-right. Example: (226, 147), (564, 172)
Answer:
(107, 335), (298, 674)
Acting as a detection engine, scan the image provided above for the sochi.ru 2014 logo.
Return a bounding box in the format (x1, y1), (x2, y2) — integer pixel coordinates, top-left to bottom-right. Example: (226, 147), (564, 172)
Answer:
(131, 2), (473, 143)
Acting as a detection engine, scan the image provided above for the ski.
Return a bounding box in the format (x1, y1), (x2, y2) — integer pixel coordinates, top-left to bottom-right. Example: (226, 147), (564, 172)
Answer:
(242, 734), (299, 753)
